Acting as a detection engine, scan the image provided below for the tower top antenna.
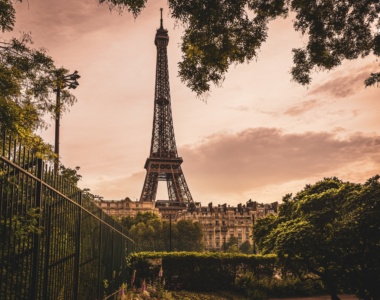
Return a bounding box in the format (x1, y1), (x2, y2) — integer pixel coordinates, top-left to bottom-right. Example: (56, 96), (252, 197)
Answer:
(160, 8), (163, 28)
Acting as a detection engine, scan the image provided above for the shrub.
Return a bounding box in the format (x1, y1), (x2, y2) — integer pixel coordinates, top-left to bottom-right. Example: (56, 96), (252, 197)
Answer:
(127, 252), (277, 292)
(235, 271), (326, 299)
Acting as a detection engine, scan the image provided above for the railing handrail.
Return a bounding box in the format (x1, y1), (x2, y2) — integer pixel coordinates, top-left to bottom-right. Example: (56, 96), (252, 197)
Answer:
(0, 153), (135, 244)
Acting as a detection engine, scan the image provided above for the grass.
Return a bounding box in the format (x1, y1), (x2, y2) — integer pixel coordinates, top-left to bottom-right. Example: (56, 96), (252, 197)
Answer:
(170, 290), (248, 300)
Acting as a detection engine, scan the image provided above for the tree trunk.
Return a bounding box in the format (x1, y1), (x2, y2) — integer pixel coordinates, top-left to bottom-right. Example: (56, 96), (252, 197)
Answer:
(324, 277), (340, 300)
(330, 293), (340, 300)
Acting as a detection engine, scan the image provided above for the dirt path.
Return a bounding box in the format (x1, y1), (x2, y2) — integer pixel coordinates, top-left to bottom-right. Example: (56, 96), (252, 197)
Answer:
(270, 295), (357, 300)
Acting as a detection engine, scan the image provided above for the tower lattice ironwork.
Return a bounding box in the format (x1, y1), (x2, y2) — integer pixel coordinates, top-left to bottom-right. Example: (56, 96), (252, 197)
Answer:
(139, 9), (193, 206)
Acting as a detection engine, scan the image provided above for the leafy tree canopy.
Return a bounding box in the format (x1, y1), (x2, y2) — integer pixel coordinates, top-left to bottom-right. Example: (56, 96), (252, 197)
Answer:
(239, 240), (252, 254)
(252, 176), (380, 300)
(99, 0), (380, 95)
(120, 212), (204, 252)
(0, 33), (77, 136)
(1, 0), (78, 165)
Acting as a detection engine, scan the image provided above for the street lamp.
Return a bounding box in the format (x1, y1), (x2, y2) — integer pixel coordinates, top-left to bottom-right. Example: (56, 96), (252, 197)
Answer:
(53, 70), (80, 174)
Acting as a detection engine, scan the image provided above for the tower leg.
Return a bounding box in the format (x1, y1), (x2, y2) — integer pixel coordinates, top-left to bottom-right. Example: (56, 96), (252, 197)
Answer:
(140, 172), (159, 202)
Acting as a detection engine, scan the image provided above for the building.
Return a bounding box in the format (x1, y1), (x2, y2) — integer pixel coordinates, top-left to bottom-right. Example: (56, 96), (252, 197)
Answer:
(95, 198), (158, 219)
(178, 200), (278, 252)
(95, 198), (278, 252)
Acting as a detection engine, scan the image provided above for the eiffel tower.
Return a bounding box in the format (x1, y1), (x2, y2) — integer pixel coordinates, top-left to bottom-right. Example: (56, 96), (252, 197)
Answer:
(139, 9), (193, 209)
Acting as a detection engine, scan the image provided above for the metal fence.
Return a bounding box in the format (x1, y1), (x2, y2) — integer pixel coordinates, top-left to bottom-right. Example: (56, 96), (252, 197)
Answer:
(0, 133), (135, 300)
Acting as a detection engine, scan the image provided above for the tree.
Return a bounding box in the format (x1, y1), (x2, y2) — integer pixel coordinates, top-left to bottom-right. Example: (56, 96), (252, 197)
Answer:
(251, 212), (277, 252)
(0, 34), (77, 135)
(59, 165), (82, 185)
(120, 211), (160, 230)
(120, 213), (204, 252)
(99, 0), (380, 95)
(223, 236), (239, 253)
(1, 0), (77, 163)
(239, 240), (252, 254)
(176, 220), (204, 251)
(0, 0), (16, 32)
(252, 176), (380, 300)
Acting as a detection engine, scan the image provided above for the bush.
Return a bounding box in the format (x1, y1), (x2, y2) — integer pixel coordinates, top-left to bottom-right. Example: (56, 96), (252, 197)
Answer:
(127, 252), (277, 292)
(235, 271), (326, 299)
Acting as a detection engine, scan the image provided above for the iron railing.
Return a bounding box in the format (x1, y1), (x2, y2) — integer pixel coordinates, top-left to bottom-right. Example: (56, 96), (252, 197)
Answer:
(0, 132), (134, 300)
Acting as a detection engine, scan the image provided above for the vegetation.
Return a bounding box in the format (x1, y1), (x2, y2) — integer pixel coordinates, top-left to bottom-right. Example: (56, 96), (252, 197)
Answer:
(124, 252), (327, 299)
(252, 176), (380, 300)
(1, 0), (78, 166)
(235, 271), (326, 300)
(221, 236), (253, 254)
(128, 252), (276, 292)
(120, 212), (204, 252)
(120, 289), (248, 300)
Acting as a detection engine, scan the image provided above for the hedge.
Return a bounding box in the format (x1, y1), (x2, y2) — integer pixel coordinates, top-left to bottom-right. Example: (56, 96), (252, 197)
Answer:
(127, 252), (277, 292)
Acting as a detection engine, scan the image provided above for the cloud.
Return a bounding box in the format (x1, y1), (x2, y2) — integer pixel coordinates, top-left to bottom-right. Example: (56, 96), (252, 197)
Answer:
(309, 64), (377, 98)
(178, 128), (380, 200)
(229, 105), (252, 112)
(284, 99), (320, 116)
(92, 128), (380, 203)
(91, 171), (146, 200)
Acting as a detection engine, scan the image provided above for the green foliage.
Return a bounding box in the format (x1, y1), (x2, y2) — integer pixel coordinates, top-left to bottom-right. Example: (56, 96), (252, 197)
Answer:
(173, 0), (268, 95)
(99, 0), (148, 17)
(1, 3), (78, 161)
(221, 235), (253, 254)
(252, 176), (380, 300)
(128, 252), (277, 292)
(0, 0), (16, 32)
(121, 213), (204, 252)
(252, 213), (277, 252)
(222, 236), (239, 253)
(235, 271), (326, 299)
(121, 211), (160, 230)
(0, 34), (77, 135)
(176, 219), (204, 252)
(59, 165), (82, 186)
(239, 240), (253, 254)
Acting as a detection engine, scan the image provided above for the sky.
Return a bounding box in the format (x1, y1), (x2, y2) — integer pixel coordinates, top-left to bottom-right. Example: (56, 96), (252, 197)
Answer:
(6, 0), (380, 206)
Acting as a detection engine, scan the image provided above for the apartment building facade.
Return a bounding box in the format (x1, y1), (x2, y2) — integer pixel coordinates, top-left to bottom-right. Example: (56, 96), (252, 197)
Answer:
(95, 198), (278, 252)
(178, 200), (278, 252)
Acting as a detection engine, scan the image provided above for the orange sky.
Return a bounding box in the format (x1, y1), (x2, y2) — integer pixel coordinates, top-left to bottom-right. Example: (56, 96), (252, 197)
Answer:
(7, 0), (380, 205)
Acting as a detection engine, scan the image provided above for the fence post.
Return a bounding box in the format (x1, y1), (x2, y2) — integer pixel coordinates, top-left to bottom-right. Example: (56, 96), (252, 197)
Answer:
(97, 210), (103, 299)
(73, 192), (82, 300)
(42, 198), (52, 299)
(31, 158), (43, 300)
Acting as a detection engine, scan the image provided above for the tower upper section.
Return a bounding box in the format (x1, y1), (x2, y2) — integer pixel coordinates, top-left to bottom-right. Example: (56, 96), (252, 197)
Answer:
(155, 8), (169, 47)
(150, 8), (178, 158)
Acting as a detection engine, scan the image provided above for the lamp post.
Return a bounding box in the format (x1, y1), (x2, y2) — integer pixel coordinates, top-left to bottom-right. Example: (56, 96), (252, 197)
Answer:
(54, 70), (80, 174)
